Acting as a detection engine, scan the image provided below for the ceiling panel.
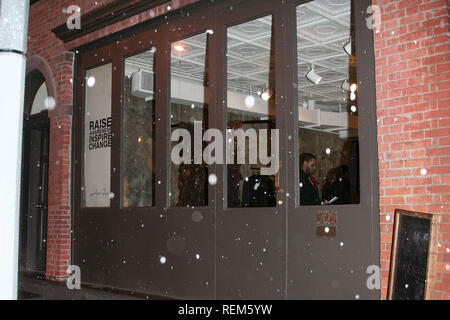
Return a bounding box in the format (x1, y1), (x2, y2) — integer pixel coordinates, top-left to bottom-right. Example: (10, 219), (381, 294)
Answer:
(126, 0), (354, 114)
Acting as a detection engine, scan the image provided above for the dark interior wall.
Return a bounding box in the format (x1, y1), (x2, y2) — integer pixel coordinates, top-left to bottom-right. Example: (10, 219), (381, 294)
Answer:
(122, 77), (155, 207)
(169, 102), (208, 207)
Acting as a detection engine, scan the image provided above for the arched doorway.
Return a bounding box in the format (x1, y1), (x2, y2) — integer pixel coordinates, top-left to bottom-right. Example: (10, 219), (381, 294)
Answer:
(19, 68), (51, 278)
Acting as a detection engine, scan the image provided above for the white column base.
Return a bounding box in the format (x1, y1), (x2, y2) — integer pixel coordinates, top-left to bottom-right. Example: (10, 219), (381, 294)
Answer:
(0, 52), (26, 300)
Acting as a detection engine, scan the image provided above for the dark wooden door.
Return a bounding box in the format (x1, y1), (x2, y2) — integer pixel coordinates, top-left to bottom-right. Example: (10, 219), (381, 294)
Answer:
(19, 112), (49, 275)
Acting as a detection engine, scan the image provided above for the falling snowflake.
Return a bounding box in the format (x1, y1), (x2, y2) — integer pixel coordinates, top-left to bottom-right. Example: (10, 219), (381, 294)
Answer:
(192, 211), (203, 222)
(87, 76), (96, 87)
(208, 174), (217, 185)
(44, 96), (56, 110)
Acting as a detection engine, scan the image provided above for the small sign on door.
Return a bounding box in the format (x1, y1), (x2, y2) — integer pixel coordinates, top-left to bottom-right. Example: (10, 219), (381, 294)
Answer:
(316, 210), (337, 238)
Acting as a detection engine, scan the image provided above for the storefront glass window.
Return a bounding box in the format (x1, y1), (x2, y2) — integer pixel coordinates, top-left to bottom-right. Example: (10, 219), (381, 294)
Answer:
(169, 33), (209, 207)
(296, 0), (360, 206)
(122, 50), (156, 207)
(226, 15), (277, 208)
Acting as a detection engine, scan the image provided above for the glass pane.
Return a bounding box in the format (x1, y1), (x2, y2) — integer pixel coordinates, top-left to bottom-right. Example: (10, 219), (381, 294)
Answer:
(297, 0), (360, 206)
(30, 82), (48, 115)
(122, 49), (156, 207)
(169, 33), (209, 207)
(226, 16), (277, 208)
(83, 63), (112, 207)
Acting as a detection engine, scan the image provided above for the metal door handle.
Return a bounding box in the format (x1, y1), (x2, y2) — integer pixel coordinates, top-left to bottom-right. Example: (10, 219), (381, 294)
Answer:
(33, 203), (43, 209)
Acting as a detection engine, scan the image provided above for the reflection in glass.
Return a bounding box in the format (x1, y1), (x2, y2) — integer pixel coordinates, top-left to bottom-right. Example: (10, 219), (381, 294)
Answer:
(123, 50), (156, 207)
(170, 33), (209, 207)
(226, 15), (276, 208)
(83, 63), (112, 207)
(297, 0), (359, 206)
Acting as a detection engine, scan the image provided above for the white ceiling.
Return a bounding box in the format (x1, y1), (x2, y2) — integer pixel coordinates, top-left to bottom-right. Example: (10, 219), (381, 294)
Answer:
(126, 0), (354, 113)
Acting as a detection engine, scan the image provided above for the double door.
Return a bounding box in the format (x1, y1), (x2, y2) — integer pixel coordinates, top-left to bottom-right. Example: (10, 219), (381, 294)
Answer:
(74, 0), (379, 299)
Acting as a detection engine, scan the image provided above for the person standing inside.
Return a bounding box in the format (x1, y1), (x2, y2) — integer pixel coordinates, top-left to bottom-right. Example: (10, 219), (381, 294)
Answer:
(299, 153), (322, 205)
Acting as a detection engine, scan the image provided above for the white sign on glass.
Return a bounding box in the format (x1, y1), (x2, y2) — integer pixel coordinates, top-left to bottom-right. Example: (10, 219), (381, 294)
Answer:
(84, 63), (112, 207)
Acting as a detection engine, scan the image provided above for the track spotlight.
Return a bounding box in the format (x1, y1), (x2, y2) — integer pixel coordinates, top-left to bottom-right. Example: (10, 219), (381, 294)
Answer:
(259, 87), (272, 101)
(342, 80), (350, 91)
(305, 65), (322, 84)
(342, 80), (357, 92)
(344, 37), (352, 56)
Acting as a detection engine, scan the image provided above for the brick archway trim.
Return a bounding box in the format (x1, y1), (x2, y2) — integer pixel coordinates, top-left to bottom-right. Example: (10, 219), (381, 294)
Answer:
(26, 55), (57, 117)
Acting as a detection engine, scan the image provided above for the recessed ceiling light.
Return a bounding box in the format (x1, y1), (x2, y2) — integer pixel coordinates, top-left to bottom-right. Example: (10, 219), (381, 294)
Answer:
(173, 44), (185, 52)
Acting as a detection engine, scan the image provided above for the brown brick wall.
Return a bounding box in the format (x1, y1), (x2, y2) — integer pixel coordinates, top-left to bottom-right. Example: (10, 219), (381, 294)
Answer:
(373, 0), (450, 300)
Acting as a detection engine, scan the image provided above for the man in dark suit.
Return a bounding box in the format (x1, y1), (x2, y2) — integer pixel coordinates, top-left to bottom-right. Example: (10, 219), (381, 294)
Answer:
(299, 153), (321, 205)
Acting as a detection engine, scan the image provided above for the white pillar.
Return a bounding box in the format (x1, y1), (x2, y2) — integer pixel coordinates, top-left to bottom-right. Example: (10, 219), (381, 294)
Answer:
(0, 0), (30, 300)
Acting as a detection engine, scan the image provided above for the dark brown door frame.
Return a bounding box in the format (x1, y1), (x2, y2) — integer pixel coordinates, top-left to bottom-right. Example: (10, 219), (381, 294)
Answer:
(73, 6), (219, 298)
(71, 0), (379, 299)
(286, 0), (380, 299)
(213, 0), (288, 299)
(19, 68), (51, 278)
(19, 110), (50, 277)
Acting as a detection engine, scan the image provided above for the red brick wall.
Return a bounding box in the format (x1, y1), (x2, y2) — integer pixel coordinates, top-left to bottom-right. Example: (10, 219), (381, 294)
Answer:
(46, 115), (72, 279)
(373, 0), (450, 299)
(27, 0), (118, 281)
